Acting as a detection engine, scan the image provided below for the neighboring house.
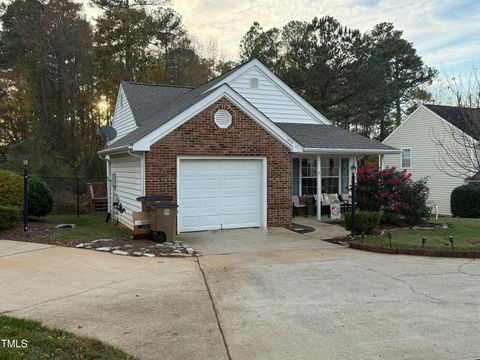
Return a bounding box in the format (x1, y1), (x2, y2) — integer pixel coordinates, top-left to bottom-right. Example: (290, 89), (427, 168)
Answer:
(466, 172), (480, 183)
(383, 104), (480, 216)
(98, 59), (398, 232)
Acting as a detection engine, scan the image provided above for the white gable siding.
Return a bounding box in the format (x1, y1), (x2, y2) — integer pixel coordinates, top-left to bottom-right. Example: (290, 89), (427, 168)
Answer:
(110, 153), (143, 229)
(229, 66), (319, 124)
(383, 106), (467, 215)
(111, 86), (137, 142)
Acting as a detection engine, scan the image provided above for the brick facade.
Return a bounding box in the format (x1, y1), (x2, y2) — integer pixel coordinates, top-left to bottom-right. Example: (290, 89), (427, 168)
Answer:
(144, 97), (292, 227)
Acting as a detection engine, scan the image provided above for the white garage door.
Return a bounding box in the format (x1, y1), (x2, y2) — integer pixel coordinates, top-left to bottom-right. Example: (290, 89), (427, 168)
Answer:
(178, 159), (263, 232)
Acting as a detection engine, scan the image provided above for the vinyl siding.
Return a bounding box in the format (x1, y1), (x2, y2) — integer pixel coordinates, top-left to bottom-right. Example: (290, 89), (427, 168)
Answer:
(229, 66), (319, 124)
(109, 153), (143, 229)
(111, 86), (137, 142)
(383, 106), (468, 215)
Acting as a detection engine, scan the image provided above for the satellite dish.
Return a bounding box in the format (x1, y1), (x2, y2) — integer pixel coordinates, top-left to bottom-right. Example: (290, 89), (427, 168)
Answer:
(98, 126), (117, 142)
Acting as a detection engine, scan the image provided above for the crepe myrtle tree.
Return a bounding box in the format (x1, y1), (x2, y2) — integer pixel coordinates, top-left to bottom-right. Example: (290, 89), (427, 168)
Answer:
(355, 165), (431, 225)
(431, 70), (480, 178)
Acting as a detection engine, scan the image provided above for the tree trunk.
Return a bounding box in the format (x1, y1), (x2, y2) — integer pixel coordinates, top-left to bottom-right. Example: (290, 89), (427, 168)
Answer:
(395, 97), (401, 127)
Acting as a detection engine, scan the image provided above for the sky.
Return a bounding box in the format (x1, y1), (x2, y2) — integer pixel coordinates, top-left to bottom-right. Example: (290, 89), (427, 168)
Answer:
(166, 0), (480, 102)
(5, 0), (479, 98)
(79, 0), (480, 75)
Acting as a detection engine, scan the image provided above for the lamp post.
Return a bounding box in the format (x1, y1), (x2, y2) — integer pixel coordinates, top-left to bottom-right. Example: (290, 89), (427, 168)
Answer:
(23, 159), (28, 232)
(350, 164), (356, 236)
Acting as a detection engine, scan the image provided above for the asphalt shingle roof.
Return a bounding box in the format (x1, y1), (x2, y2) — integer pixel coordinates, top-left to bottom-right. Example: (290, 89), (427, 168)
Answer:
(105, 59), (394, 153)
(121, 82), (192, 126)
(277, 123), (397, 151)
(466, 171), (480, 182)
(425, 104), (480, 141)
(107, 61), (252, 149)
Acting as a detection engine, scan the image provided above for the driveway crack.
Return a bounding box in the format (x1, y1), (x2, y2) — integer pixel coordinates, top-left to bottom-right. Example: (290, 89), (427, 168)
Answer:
(356, 265), (445, 303)
(195, 256), (232, 360)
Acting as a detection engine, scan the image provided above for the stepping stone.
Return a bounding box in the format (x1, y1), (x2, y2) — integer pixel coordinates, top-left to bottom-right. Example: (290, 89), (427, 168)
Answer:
(96, 247), (111, 252)
(55, 224), (76, 229)
(112, 250), (129, 256)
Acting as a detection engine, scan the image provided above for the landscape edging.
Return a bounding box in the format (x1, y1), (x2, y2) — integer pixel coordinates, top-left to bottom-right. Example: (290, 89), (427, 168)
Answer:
(349, 241), (479, 258)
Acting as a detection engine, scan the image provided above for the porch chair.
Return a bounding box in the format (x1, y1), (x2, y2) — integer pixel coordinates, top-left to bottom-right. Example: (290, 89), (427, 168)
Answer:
(292, 195), (308, 218)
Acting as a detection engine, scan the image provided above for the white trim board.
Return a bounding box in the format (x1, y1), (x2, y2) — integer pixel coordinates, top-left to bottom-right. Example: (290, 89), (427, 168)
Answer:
(207, 59), (331, 125)
(133, 84), (303, 152)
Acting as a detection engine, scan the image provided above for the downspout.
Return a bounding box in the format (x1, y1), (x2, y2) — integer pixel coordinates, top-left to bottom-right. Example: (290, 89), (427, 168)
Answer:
(128, 146), (145, 196)
(98, 152), (113, 224)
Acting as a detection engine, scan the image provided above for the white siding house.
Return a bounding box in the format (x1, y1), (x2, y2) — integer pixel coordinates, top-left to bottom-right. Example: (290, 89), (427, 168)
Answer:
(108, 153), (144, 229)
(383, 105), (472, 215)
(110, 86), (137, 142)
(228, 66), (322, 125)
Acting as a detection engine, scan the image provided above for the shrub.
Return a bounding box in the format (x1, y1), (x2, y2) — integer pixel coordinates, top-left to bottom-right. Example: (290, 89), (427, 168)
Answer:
(355, 166), (431, 225)
(28, 176), (53, 217)
(451, 184), (480, 218)
(0, 170), (23, 207)
(0, 205), (21, 231)
(344, 211), (381, 235)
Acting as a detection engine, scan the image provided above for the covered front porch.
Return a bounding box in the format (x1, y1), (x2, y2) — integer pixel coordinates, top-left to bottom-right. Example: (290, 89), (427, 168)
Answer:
(291, 152), (387, 221)
(276, 122), (401, 222)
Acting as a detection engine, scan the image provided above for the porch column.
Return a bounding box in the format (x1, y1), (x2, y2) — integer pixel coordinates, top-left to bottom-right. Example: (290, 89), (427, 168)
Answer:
(379, 154), (385, 169)
(317, 154), (322, 220)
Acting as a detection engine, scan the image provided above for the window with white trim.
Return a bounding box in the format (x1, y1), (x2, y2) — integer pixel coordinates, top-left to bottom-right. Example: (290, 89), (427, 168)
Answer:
(401, 148), (411, 168)
(321, 158), (340, 194)
(301, 158), (317, 195)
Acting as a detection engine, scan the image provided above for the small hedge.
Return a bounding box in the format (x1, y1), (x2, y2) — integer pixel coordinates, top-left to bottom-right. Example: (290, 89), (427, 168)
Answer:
(0, 170), (23, 207)
(344, 211), (381, 235)
(451, 184), (480, 218)
(0, 205), (21, 231)
(28, 176), (53, 217)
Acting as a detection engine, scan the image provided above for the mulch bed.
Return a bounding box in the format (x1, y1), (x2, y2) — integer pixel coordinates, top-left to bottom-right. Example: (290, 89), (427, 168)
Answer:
(348, 241), (480, 258)
(286, 223), (316, 234)
(0, 219), (56, 243)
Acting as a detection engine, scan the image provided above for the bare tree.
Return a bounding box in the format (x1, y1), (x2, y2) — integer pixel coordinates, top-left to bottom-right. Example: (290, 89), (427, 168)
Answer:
(431, 68), (480, 178)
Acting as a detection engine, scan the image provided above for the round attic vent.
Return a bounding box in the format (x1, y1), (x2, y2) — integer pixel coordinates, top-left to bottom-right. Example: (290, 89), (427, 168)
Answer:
(214, 109), (232, 129)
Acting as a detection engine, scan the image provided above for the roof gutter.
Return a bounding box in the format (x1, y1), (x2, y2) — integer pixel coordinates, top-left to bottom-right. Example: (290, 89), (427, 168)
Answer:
(97, 144), (131, 156)
(302, 147), (401, 154)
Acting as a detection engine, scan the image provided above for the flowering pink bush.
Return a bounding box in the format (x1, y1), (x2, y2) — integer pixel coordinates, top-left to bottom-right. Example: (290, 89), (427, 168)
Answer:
(355, 166), (431, 225)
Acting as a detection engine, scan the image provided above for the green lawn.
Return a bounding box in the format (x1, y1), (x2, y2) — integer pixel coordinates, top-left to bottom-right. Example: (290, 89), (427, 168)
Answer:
(43, 213), (132, 246)
(0, 315), (138, 360)
(364, 217), (480, 251)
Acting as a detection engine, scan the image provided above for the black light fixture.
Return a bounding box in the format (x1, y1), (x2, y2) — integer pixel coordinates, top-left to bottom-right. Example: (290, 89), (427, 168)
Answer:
(23, 159), (28, 232)
(449, 236), (454, 250)
(422, 237), (427, 249)
(350, 164), (357, 236)
(387, 232), (392, 248)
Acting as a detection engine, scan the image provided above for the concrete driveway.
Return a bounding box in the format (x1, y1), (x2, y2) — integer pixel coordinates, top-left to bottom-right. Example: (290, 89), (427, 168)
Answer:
(180, 226), (480, 360)
(2, 224), (480, 360)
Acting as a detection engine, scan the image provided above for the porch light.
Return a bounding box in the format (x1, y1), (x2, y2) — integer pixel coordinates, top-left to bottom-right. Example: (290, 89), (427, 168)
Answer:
(350, 164), (356, 172)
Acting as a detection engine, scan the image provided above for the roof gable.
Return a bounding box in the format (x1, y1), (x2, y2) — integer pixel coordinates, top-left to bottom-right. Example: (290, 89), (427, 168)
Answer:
(424, 104), (480, 141)
(208, 59), (331, 125)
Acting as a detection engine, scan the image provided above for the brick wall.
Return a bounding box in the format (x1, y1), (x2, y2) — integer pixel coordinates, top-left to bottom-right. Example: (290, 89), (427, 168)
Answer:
(144, 97), (292, 227)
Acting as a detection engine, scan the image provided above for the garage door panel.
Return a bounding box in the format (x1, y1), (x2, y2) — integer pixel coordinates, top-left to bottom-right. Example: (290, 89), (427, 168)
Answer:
(178, 159), (263, 232)
(203, 197), (221, 208)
